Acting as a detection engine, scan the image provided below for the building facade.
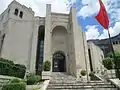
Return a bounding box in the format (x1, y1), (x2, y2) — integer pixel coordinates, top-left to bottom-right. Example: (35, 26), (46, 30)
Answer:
(0, 0), (91, 77)
(88, 33), (120, 57)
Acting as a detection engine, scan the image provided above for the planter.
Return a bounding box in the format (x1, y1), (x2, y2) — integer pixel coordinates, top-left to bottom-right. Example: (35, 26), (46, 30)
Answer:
(81, 76), (87, 82)
(42, 71), (51, 80)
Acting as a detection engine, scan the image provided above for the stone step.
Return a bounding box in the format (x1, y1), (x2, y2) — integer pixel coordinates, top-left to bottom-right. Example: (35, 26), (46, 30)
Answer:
(48, 83), (114, 86)
(47, 72), (117, 90)
(47, 88), (117, 90)
(47, 86), (116, 89)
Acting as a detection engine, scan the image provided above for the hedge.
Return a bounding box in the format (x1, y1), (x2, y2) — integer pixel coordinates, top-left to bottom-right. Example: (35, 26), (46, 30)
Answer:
(0, 58), (26, 78)
(27, 74), (41, 85)
(2, 82), (26, 90)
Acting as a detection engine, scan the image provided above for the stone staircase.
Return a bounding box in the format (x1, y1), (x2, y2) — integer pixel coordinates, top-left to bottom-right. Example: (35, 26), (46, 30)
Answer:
(47, 72), (117, 90)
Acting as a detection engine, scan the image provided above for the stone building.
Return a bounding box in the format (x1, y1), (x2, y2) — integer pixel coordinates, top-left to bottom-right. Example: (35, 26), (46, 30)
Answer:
(88, 42), (104, 72)
(88, 33), (120, 57)
(0, 0), (92, 77)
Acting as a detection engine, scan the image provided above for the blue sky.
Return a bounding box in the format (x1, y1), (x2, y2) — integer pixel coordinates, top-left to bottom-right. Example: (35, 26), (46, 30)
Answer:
(67, 0), (120, 40)
(0, 0), (120, 40)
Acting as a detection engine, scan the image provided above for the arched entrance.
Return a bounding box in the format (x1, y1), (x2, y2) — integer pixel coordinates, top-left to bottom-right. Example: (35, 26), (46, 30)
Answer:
(53, 51), (66, 72)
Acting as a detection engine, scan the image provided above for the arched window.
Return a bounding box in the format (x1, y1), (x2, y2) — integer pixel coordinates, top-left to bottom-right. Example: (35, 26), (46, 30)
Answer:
(19, 11), (23, 18)
(14, 9), (19, 15)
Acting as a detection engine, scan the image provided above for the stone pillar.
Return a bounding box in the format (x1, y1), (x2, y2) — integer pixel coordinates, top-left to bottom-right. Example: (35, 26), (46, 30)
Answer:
(29, 19), (37, 73)
(70, 7), (78, 76)
(70, 7), (89, 78)
(44, 4), (52, 64)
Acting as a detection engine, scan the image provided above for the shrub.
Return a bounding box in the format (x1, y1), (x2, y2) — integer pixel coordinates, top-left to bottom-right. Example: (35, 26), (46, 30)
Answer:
(102, 58), (113, 70)
(2, 82), (26, 90)
(43, 60), (51, 71)
(81, 70), (87, 76)
(0, 58), (14, 65)
(11, 78), (21, 83)
(0, 58), (26, 78)
(27, 74), (41, 85)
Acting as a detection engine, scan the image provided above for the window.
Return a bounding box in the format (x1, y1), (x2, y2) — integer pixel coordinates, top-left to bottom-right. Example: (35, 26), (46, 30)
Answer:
(113, 42), (115, 45)
(19, 11), (23, 18)
(14, 9), (19, 15)
(116, 41), (118, 44)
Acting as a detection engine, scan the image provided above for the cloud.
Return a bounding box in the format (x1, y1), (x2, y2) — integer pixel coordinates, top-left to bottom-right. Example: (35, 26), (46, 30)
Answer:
(67, 0), (120, 39)
(86, 22), (120, 40)
(0, 0), (68, 16)
(86, 25), (100, 40)
(77, 0), (100, 18)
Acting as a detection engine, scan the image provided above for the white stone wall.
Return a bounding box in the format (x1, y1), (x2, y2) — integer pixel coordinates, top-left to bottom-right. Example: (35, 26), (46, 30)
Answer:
(88, 42), (104, 72)
(0, 1), (90, 76)
(113, 44), (120, 53)
(0, 0), (35, 70)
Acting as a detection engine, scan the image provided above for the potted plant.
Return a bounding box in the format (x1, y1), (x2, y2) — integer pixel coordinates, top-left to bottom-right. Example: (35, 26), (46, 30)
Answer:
(42, 60), (51, 80)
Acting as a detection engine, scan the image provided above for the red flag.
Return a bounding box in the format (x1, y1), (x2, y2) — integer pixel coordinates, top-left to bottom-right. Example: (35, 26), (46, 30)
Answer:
(95, 0), (109, 29)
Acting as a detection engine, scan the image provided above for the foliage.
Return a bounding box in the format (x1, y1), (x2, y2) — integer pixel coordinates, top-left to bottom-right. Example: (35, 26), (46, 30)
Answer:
(81, 70), (87, 76)
(107, 52), (120, 58)
(43, 60), (51, 71)
(27, 74), (41, 85)
(10, 78), (21, 83)
(0, 58), (26, 78)
(2, 82), (26, 90)
(102, 58), (114, 70)
(0, 58), (14, 65)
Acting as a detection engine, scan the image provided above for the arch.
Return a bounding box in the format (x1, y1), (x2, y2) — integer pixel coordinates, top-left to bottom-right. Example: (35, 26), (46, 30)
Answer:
(52, 51), (66, 72)
(14, 8), (19, 16)
(51, 25), (68, 33)
(53, 50), (65, 56)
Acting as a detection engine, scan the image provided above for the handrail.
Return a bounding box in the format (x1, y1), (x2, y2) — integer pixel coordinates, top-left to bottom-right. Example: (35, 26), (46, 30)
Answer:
(109, 79), (120, 89)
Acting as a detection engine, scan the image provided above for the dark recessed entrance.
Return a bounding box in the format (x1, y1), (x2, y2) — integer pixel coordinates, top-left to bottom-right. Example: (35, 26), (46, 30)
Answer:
(53, 51), (66, 72)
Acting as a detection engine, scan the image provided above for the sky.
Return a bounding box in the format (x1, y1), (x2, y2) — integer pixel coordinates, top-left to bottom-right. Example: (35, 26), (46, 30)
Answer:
(0, 0), (120, 40)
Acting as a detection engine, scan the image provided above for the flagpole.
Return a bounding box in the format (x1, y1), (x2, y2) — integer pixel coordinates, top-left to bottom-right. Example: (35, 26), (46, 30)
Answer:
(107, 28), (120, 79)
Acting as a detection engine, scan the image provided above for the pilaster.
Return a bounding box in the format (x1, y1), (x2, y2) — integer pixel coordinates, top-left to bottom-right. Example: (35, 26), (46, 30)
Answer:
(44, 4), (52, 63)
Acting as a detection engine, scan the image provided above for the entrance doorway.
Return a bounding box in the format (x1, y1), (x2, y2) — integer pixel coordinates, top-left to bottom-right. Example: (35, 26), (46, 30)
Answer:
(53, 51), (66, 72)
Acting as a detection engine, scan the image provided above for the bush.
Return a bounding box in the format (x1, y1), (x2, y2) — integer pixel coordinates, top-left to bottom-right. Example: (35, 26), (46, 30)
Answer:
(2, 82), (26, 90)
(81, 70), (87, 76)
(11, 78), (21, 83)
(102, 58), (113, 70)
(27, 74), (41, 85)
(0, 58), (14, 65)
(43, 60), (51, 71)
(0, 58), (26, 78)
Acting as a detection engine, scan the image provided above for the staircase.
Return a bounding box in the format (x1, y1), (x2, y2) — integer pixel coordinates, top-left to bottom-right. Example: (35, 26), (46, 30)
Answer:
(47, 72), (117, 90)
